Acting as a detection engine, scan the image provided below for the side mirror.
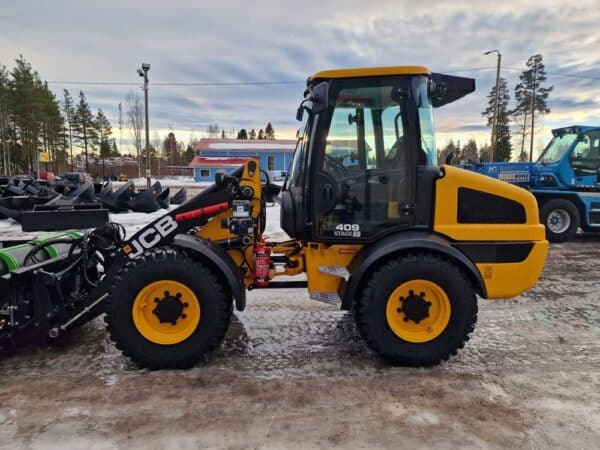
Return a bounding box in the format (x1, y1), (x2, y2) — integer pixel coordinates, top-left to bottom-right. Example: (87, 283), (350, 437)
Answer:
(310, 81), (329, 115)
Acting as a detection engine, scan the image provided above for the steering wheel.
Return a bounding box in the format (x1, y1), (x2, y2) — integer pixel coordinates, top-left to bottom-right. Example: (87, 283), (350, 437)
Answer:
(324, 154), (348, 179)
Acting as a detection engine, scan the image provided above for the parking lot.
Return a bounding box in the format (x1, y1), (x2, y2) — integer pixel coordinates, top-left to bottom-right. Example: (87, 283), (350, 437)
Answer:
(0, 232), (599, 449)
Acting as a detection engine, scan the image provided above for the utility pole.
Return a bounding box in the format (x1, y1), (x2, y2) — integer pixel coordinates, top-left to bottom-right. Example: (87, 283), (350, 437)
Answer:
(529, 60), (537, 162)
(484, 49), (502, 162)
(138, 63), (151, 188)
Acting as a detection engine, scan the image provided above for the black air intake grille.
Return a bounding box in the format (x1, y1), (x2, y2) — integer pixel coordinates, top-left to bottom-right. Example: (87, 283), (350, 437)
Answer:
(457, 188), (526, 224)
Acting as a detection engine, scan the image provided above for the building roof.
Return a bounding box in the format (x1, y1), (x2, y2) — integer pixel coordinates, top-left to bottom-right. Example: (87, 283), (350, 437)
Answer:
(189, 156), (250, 168)
(196, 138), (296, 153)
(310, 66), (431, 81)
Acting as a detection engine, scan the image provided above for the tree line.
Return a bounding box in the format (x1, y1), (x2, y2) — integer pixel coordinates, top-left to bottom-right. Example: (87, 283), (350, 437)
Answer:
(203, 122), (276, 140)
(0, 56), (119, 175)
(440, 53), (553, 163)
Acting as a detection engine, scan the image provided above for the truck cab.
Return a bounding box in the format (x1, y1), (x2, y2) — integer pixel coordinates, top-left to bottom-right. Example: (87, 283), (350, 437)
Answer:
(462, 126), (600, 241)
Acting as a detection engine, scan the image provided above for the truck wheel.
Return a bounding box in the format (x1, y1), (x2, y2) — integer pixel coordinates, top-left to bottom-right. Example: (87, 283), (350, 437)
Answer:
(355, 253), (477, 367)
(104, 247), (232, 369)
(540, 199), (579, 242)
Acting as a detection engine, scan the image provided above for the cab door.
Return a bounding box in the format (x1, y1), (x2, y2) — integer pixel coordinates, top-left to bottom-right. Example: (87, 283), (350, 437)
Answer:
(569, 131), (600, 186)
(311, 78), (416, 242)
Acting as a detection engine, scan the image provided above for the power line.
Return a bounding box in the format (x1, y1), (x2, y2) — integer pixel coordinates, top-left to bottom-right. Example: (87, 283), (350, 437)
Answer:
(47, 80), (304, 86)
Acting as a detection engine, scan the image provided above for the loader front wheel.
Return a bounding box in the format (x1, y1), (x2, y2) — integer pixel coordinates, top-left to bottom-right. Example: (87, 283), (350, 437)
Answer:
(355, 253), (477, 367)
(105, 248), (231, 369)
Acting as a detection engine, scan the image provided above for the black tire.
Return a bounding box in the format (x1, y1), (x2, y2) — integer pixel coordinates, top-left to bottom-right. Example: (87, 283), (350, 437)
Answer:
(355, 253), (477, 367)
(539, 198), (580, 242)
(104, 247), (232, 369)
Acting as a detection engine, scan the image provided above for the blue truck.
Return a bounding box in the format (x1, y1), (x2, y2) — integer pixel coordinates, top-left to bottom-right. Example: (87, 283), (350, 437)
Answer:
(462, 125), (600, 242)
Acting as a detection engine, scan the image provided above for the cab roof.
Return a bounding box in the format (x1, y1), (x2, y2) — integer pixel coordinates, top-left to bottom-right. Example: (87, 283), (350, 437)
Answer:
(552, 125), (600, 135)
(310, 66), (431, 81)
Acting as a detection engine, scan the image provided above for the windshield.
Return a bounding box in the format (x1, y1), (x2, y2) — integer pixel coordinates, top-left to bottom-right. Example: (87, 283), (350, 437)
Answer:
(538, 133), (577, 164)
(411, 76), (437, 165)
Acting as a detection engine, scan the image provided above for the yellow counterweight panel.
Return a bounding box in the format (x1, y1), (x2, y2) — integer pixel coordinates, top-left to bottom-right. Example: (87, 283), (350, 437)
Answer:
(434, 165), (546, 242)
(303, 244), (362, 294)
(434, 165), (548, 299)
(477, 241), (548, 299)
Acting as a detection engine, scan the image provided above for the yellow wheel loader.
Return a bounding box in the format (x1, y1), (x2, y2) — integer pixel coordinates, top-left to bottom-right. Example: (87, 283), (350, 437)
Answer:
(0, 66), (548, 368)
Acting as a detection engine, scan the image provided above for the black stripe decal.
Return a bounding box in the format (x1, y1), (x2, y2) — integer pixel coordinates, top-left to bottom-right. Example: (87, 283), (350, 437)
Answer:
(452, 241), (534, 263)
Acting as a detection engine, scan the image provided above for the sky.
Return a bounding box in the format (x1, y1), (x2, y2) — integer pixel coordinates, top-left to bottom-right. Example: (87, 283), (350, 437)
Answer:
(1, 0), (600, 159)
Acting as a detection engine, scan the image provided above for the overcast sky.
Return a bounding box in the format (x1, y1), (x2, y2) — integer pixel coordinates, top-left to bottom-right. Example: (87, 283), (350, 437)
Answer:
(2, 0), (600, 157)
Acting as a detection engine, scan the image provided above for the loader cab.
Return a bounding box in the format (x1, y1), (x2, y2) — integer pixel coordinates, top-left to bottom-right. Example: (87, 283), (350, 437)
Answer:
(281, 66), (474, 242)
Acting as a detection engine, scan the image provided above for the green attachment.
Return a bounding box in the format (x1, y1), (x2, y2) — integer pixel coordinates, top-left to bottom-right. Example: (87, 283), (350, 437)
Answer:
(0, 231), (82, 276)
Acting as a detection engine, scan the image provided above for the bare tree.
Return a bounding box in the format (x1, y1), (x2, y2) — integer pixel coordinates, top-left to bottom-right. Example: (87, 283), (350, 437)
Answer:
(206, 123), (220, 138)
(125, 91), (143, 177)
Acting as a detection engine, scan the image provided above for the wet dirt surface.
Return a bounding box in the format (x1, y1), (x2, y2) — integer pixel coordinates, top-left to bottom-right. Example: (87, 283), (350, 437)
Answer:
(1, 233), (599, 448)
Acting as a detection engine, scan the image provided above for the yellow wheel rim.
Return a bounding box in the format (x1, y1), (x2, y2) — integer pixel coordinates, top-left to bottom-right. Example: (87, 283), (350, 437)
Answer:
(385, 279), (451, 343)
(132, 280), (201, 345)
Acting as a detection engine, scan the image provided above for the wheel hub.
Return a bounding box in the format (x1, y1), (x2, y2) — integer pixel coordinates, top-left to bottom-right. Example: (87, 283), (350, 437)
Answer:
(152, 290), (189, 325)
(397, 290), (432, 324)
(385, 279), (451, 343)
(547, 209), (570, 233)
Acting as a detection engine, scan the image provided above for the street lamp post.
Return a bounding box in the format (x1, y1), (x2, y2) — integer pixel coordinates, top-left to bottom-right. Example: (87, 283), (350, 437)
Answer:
(484, 50), (502, 162)
(137, 63), (151, 189)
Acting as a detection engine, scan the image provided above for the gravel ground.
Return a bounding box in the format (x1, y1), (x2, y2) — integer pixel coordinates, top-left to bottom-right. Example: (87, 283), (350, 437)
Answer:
(0, 208), (598, 449)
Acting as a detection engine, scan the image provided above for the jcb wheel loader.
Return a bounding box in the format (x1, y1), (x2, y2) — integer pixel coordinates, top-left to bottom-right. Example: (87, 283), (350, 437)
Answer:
(0, 66), (548, 369)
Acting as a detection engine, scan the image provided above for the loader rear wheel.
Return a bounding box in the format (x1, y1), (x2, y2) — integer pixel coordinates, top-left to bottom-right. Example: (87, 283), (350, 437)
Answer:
(104, 248), (232, 369)
(355, 253), (477, 367)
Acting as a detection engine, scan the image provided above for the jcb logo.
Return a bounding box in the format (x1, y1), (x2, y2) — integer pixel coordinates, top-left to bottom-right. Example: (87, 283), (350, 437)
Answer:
(125, 215), (178, 259)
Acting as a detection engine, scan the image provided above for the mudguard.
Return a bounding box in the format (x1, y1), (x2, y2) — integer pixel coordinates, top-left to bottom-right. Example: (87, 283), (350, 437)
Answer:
(339, 231), (487, 310)
(173, 234), (246, 311)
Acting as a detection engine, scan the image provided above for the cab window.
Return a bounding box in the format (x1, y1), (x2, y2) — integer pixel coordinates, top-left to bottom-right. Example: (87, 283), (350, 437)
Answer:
(314, 79), (413, 240)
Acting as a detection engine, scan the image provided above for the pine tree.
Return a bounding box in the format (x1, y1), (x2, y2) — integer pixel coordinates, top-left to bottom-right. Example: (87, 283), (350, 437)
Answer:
(95, 108), (112, 176)
(237, 129), (248, 139)
(264, 122), (275, 140)
(479, 143), (490, 162)
(437, 140), (459, 165)
(249, 128), (256, 139)
(0, 65), (10, 174)
(221, 129), (226, 139)
(482, 77), (512, 161)
(462, 139), (478, 162)
(258, 128), (265, 140)
(514, 54), (553, 161)
(72, 91), (97, 171)
(62, 90), (75, 170)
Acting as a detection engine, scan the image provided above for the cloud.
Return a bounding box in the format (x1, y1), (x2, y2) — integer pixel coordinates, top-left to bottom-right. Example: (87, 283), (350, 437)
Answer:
(1, 0), (599, 159)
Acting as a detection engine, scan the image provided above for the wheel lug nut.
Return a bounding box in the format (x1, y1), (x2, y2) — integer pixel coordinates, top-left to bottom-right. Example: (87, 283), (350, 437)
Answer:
(176, 293), (182, 298)
(397, 308), (402, 313)
(164, 291), (170, 297)
(420, 292), (425, 297)
(183, 302), (189, 308)
(154, 298), (160, 303)
(181, 314), (187, 319)
(409, 290), (414, 295)
(403, 317), (409, 322)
